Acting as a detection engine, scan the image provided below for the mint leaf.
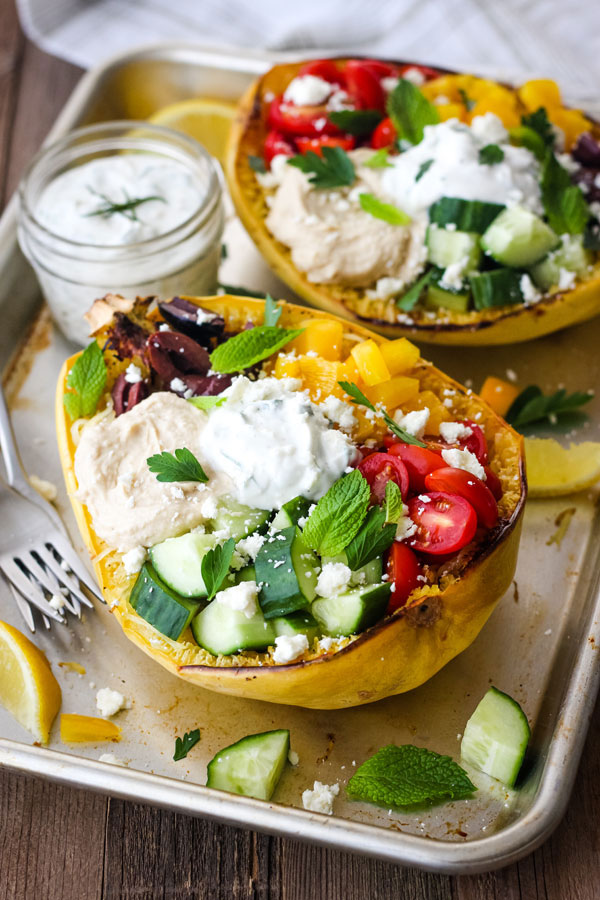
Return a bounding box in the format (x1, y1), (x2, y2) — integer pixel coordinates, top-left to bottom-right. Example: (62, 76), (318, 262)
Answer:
(263, 293), (282, 327)
(384, 480), (403, 524)
(415, 159), (433, 181)
(328, 109), (383, 136)
(63, 341), (107, 419)
(187, 395), (227, 411)
(248, 154), (266, 174)
(344, 505), (396, 571)
(387, 79), (439, 145)
(146, 448), (208, 483)
(364, 149), (393, 169)
(287, 146), (355, 189)
(302, 470), (370, 557)
(347, 745), (476, 809)
(541, 151), (589, 235)
(397, 269), (434, 311)
(210, 326), (303, 374)
(173, 728), (200, 761)
(338, 381), (426, 448)
(508, 125), (546, 161)
(359, 193), (411, 226)
(479, 144), (504, 165)
(506, 384), (593, 429)
(521, 107), (555, 149)
(201, 538), (236, 601)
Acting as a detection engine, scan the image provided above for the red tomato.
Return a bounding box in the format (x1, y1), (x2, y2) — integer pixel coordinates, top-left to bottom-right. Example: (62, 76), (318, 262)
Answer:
(299, 59), (345, 85)
(407, 491), (477, 555)
(296, 135), (355, 156)
(484, 466), (503, 501)
(388, 442), (445, 492)
(386, 543), (422, 612)
(353, 59), (399, 79)
(264, 130), (294, 165)
(399, 63), (441, 81)
(344, 60), (386, 111)
(371, 116), (397, 148)
(267, 96), (340, 137)
(424, 467), (498, 529)
(459, 421), (489, 465)
(358, 452), (409, 503)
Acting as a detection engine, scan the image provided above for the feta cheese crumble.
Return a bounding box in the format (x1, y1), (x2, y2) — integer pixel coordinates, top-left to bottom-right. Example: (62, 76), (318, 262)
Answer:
(272, 633), (309, 664)
(124, 363), (143, 384)
(121, 545), (146, 575)
(394, 407), (430, 438)
(319, 395), (356, 431)
(284, 75), (332, 106)
(99, 753), (127, 766)
(236, 532), (266, 561)
(558, 268), (576, 291)
(316, 562), (351, 597)
(48, 593), (66, 611)
(439, 421), (473, 443)
(288, 749), (300, 766)
(302, 780), (340, 815)
(96, 687), (128, 717)
(395, 512), (418, 541)
(520, 273), (541, 304)
(215, 581), (259, 619)
(441, 447), (486, 480)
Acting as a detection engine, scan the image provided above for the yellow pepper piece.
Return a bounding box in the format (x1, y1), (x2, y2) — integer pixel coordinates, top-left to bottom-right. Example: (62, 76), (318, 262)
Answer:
(351, 340), (390, 386)
(379, 338), (420, 376)
(364, 376), (419, 411)
(410, 390), (452, 432)
(289, 318), (344, 361)
(547, 108), (591, 151)
(351, 408), (386, 444)
(421, 74), (466, 103)
(468, 97), (520, 129)
(340, 355), (363, 386)
(298, 356), (345, 401)
(436, 103), (467, 122)
(274, 353), (301, 379)
(480, 376), (520, 418)
(518, 79), (561, 111)
(60, 713), (122, 743)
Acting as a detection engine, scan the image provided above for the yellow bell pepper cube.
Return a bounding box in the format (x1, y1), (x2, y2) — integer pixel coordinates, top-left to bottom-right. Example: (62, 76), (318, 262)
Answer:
(298, 356), (345, 401)
(288, 317), (344, 361)
(547, 108), (591, 150)
(351, 339), (390, 386)
(60, 714), (122, 743)
(518, 79), (561, 111)
(274, 353), (301, 379)
(437, 102), (467, 122)
(379, 338), (420, 376)
(480, 376), (520, 418)
(413, 390), (452, 432)
(364, 376), (420, 411)
(340, 355), (363, 385)
(468, 97), (520, 129)
(421, 74), (469, 104)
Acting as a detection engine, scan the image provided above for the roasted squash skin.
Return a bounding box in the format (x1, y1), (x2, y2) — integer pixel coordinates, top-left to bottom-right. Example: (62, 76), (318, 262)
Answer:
(225, 60), (600, 346)
(56, 296), (526, 708)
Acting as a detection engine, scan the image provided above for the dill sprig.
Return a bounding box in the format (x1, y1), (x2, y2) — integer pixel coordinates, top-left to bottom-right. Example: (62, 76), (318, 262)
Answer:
(84, 187), (166, 221)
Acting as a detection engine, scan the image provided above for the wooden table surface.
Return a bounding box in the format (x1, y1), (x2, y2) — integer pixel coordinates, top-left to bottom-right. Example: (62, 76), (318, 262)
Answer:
(1, 1), (599, 896)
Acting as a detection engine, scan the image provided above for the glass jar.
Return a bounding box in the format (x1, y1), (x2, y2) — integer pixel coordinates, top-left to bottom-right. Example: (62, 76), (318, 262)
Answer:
(18, 121), (224, 345)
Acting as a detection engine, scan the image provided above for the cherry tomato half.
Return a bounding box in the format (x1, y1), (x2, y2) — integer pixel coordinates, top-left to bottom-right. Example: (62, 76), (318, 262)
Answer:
(370, 116), (397, 149)
(407, 491), (477, 555)
(264, 130), (295, 165)
(388, 442), (445, 492)
(296, 135), (355, 156)
(424, 467), (498, 529)
(355, 59), (399, 79)
(484, 466), (503, 501)
(358, 452), (409, 503)
(267, 96), (340, 137)
(298, 59), (345, 85)
(344, 60), (387, 111)
(386, 542), (422, 613)
(459, 421), (489, 465)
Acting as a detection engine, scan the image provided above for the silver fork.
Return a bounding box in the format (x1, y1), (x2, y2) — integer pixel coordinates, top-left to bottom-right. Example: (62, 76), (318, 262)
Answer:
(0, 384), (102, 631)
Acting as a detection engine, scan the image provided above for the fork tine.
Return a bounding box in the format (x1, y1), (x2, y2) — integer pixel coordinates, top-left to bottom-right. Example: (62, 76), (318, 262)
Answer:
(24, 553), (81, 617)
(48, 535), (103, 602)
(0, 558), (65, 623)
(34, 545), (92, 611)
(8, 583), (36, 632)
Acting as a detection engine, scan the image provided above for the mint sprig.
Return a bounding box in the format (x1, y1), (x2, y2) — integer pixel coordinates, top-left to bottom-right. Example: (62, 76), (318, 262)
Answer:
(187, 395), (227, 411)
(287, 146), (355, 190)
(173, 728), (200, 761)
(63, 341), (107, 420)
(328, 109), (383, 136)
(210, 326), (303, 374)
(201, 538), (236, 601)
(302, 469), (370, 557)
(508, 125), (547, 161)
(387, 79), (439, 145)
(521, 107), (555, 150)
(146, 448), (208, 483)
(347, 745), (476, 809)
(506, 384), (593, 430)
(338, 381), (426, 448)
(479, 144), (504, 165)
(396, 270), (434, 312)
(541, 151), (589, 235)
(344, 505), (396, 571)
(384, 480), (403, 524)
(359, 193), (411, 226)
(263, 293), (282, 327)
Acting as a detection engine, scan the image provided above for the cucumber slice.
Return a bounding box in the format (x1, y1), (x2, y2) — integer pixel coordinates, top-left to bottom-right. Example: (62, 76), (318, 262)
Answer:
(530, 234), (593, 291)
(273, 611), (321, 643)
(210, 497), (272, 540)
(129, 562), (203, 640)
(481, 206), (559, 267)
(256, 526), (320, 619)
(206, 729), (290, 800)
(470, 269), (525, 309)
(271, 496), (312, 531)
(191, 597), (275, 655)
(429, 197), (505, 233)
(312, 583), (391, 637)
(322, 554), (383, 586)
(426, 225), (482, 270)
(461, 687), (530, 787)
(425, 281), (471, 313)
(150, 532), (216, 597)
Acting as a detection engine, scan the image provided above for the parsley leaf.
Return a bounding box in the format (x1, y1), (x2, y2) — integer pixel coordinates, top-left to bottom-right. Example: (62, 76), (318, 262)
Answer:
(338, 381), (426, 448)
(359, 193), (411, 225)
(63, 341), (107, 420)
(328, 109), (383, 135)
(505, 384), (594, 429)
(344, 505), (396, 571)
(263, 293), (282, 327)
(201, 538), (236, 601)
(302, 469), (370, 557)
(384, 480), (403, 524)
(146, 448), (208, 483)
(347, 745), (476, 809)
(248, 154), (267, 174)
(479, 144), (504, 165)
(541, 151), (589, 235)
(415, 159), (433, 181)
(187, 395), (227, 411)
(210, 325), (304, 374)
(387, 79), (439, 145)
(173, 728), (201, 761)
(521, 107), (555, 149)
(458, 88), (476, 111)
(287, 146), (355, 189)
(364, 148), (393, 169)
(396, 270), (434, 311)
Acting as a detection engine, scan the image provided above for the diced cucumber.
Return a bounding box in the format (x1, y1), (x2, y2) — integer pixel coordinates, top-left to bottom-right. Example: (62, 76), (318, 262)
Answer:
(529, 234), (593, 291)
(191, 597), (276, 655)
(210, 497), (272, 540)
(481, 206), (559, 268)
(150, 532), (216, 598)
(426, 225), (482, 270)
(461, 687), (530, 787)
(255, 526), (320, 619)
(312, 583), (391, 637)
(223, 564), (257, 589)
(425, 281), (471, 313)
(322, 554), (383, 586)
(470, 269), (525, 309)
(129, 562), (203, 640)
(272, 611), (321, 643)
(206, 729), (290, 800)
(270, 495), (312, 531)
(429, 197), (505, 233)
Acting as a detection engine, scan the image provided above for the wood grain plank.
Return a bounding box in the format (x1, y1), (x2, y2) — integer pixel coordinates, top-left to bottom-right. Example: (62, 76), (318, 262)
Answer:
(0, 0), (23, 208)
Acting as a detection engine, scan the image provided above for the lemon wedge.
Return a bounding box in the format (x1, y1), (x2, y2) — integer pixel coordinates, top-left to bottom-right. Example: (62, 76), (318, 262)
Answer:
(525, 437), (600, 496)
(0, 620), (62, 743)
(149, 98), (237, 163)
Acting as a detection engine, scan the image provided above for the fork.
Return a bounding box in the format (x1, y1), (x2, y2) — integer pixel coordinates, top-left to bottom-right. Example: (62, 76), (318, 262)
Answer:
(0, 383), (102, 631)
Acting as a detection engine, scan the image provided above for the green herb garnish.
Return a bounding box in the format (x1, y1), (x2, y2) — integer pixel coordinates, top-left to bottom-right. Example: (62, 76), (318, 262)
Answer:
(302, 469), (370, 557)
(344, 505), (396, 571)
(479, 144), (504, 165)
(328, 109), (383, 136)
(217, 283), (266, 298)
(396, 269), (434, 312)
(173, 729), (201, 761)
(85, 187), (165, 222)
(63, 341), (107, 420)
(338, 381), (426, 448)
(248, 154), (267, 174)
(287, 146), (355, 189)
(210, 325), (303, 374)
(146, 448), (208, 483)
(458, 88), (475, 111)
(359, 193), (411, 225)
(541, 151), (589, 235)
(263, 293), (282, 327)
(201, 538), (236, 601)
(384, 480), (403, 524)
(521, 107), (555, 150)
(415, 159), (433, 181)
(508, 125), (547, 161)
(364, 149), (393, 169)
(387, 79), (439, 145)
(347, 745), (476, 809)
(187, 395), (227, 411)
(506, 384), (594, 429)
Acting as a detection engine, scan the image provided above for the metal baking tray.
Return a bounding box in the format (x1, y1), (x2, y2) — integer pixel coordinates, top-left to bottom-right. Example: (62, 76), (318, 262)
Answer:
(1, 43), (600, 875)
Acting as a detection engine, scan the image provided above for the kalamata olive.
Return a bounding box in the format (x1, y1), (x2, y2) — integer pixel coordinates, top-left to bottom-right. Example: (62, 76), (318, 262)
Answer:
(572, 132), (600, 167)
(112, 372), (149, 416)
(147, 331), (210, 383)
(106, 313), (151, 362)
(182, 373), (233, 396)
(572, 167), (600, 202)
(158, 297), (225, 345)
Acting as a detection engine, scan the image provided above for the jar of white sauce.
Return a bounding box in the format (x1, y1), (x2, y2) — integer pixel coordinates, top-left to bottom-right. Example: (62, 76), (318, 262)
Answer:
(18, 122), (224, 344)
